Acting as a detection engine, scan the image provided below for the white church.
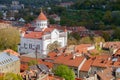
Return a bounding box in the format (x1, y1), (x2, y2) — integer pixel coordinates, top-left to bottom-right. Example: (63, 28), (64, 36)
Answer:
(18, 10), (67, 55)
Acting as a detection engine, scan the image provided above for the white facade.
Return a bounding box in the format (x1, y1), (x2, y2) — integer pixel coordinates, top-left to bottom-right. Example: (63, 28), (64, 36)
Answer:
(36, 20), (47, 29)
(18, 11), (67, 55)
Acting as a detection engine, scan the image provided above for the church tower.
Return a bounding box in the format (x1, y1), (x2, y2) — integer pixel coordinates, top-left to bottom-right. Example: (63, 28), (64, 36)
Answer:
(36, 9), (48, 31)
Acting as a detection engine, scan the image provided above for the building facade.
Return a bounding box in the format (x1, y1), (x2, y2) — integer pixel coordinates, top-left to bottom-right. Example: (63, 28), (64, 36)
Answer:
(0, 52), (20, 74)
(18, 10), (67, 55)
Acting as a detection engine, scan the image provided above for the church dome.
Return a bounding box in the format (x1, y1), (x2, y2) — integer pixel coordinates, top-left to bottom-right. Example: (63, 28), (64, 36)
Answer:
(37, 11), (47, 21)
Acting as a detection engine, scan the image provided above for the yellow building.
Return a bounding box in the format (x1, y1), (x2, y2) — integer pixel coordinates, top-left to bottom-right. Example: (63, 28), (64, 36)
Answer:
(0, 52), (20, 74)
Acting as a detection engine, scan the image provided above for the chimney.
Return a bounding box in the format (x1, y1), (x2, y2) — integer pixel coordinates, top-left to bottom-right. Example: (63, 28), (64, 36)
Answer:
(72, 54), (75, 59)
(101, 70), (103, 73)
(108, 57), (111, 61)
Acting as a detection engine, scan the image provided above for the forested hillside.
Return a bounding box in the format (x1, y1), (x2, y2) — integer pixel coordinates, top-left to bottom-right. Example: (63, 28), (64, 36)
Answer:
(0, 0), (75, 7)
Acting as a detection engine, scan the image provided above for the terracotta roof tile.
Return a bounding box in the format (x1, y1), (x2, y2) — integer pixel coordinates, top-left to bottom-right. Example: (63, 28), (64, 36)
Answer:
(91, 55), (120, 68)
(75, 78), (83, 80)
(20, 64), (28, 71)
(20, 56), (42, 63)
(75, 44), (92, 53)
(115, 49), (120, 55)
(20, 56), (53, 69)
(0, 20), (11, 24)
(4, 49), (20, 57)
(48, 75), (65, 80)
(103, 42), (120, 49)
(92, 55), (110, 68)
(80, 59), (94, 72)
(23, 27), (55, 39)
(37, 11), (47, 20)
(97, 68), (114, 80)
(48, 52), (85, 67)
(43, 28), (55, 33)
(24, 31), (43, 39)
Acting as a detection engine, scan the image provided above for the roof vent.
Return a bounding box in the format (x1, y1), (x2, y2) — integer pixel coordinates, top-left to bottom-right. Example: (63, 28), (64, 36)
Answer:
(72, 54), (75, 59)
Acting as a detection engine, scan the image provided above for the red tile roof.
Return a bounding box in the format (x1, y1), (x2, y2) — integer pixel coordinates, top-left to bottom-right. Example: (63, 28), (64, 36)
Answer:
(20, 64), (28, 71)
(115, 49), (120, 55)
(54, 54), (85, 67)
(43, 27), (55, 33)
(75, 78), (83, 80)
(75, 44), (92, 53)
(0, 20), (11, 24)
(97, 68), (114, 80)
(48, 52), (57, 59)
(48, 75), (65, 80)
(23, 27), (55, 39)
(37, 11), (47, 20)
(67, 27), (87, 32)
(24, 31), (43, 39)
(92, 55), (110, 68)
(80, 58), (94, 72)
(20, 56), (53, 69)
(91, 55), (120, 68)
(103, 42), (120, 49)
(4, 49), (20, 57)
(20, 56), (42, 63)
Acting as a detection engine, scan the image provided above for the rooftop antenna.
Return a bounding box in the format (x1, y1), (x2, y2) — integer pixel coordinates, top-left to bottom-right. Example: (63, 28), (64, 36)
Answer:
(40, 7), (43, 13)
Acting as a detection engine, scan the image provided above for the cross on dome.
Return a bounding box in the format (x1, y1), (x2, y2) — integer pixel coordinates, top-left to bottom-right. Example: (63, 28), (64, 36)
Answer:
(37, 8), (47, 21)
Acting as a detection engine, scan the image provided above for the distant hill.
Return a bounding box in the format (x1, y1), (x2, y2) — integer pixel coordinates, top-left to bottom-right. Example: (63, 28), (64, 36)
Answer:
(0, 0), (76, 7)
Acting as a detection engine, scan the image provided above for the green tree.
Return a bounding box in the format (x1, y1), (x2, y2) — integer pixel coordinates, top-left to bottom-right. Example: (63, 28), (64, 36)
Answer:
(112, 11), (120, 25)
(49, 18), (56, 24)
(98, 21), (105, 30)
(47, 41), (61, 52)
(93, 36), (105, 50)
(4, 73), (23, 80)
(53, 65), (75, 80)
(67, 38), (78, 45)
(0, 27), (20, 51)
(72, 32), (81, 41)
(101, 32), (110, 41)
(103, 11), (112, 24)
(28, 60), (37, 66)
(113, 27), (120, 40)
(0, 12), (2, 19)
(93, 36), (105, 43)
(79, 36), (93, 44)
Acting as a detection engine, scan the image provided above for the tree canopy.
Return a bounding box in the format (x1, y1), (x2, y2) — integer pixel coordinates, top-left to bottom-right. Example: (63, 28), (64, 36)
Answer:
(3, 73), (23, 80)
(28, 60), (37, 66)
(53, 65), (75, 80)
(0, 27), (20, 51)
(79, 36), (93, 44)
(47, 41), (61, 52)
(113, 27), (120, 40)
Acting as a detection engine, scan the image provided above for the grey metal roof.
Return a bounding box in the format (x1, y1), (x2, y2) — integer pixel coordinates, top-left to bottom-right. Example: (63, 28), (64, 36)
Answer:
(37, 64), (49, 73)
(0, 52), (19, 66)
(29, 64), (49, 73)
